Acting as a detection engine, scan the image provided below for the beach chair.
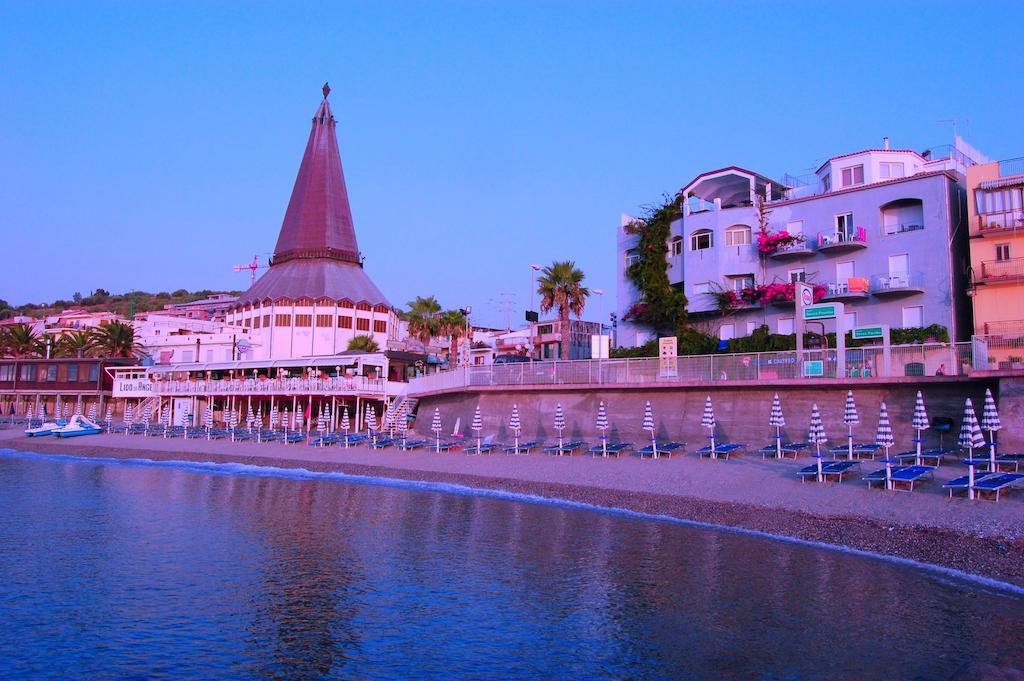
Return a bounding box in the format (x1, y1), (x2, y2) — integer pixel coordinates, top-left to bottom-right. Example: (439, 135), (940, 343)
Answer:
(435, 440), (462, 452)
(588, 442), (630, 457)
(635, 441), (684, 458)
(164, 425), (186, 438)
(695, 442), (745, 460)
(863, 465), (933, 490)
(994, 453), (1024, 472)
(943, 472), (999, 497)
(369, 437), (395, 450)
(283, 431), (307, 444)
(473, 443), (499, 454)
(798, 460), (859, 482)
(398, 438), (426, 450)
(893, 449), (949, 467)
(503, 440), (543, 454)
(758, 442), (806, 459)
(971, 473), (1024, 501)
(544, 440), (584, 455)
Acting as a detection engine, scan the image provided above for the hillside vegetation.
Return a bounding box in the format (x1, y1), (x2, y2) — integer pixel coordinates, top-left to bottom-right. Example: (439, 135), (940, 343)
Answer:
(0, 289), (241, 320)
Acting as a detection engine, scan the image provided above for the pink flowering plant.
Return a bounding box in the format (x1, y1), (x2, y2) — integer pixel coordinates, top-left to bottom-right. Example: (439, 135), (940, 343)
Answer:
(711, 281), (826, 311)
(756, 229), (805, 254)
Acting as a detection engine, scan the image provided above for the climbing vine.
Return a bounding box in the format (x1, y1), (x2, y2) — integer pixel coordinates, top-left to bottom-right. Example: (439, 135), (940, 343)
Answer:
(623, 197), (688, 335)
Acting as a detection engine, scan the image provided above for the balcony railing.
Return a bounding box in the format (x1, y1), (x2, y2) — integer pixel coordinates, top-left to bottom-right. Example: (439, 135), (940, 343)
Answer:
(979, 258), (1024, 282)
(768, 240), (814, 258)
(977, 210), (1024, 234)
(883, 222), (924, 235)
(151, 376), (387, 396)
(817, 227), (867, 252)
(870, 271), (925, 294)
(981, 320), (1024, 337)
(820, 278), (870, 300)
(999, 157), (1024, 177)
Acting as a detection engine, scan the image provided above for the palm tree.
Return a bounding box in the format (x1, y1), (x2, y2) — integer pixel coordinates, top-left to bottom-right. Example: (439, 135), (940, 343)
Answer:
(537, 261), (590, 360)
(88, 320), (142, 358)
(438, 309), (468, 367)
(56, 330), (94, 358)
(405, 295), (441, 347)
(346, 334), (380, 353)
(0, 323), (41, 358)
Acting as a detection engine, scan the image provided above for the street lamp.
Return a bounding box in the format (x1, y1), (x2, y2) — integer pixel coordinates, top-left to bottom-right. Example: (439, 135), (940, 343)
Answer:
(593, 289), (604, 333)
(530, 264), (541, 313)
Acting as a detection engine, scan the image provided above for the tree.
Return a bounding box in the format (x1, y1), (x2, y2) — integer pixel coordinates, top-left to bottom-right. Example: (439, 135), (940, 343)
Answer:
(439, 309), (468, 367)
(537, 261), (590, 360)
(346, 334), (380, 353)
(72, 292), (83, 304)
(88, 320), (142, 358)
(0, 323), (41, 358)
(405, 295), (442, 347)
(623, 199), (688, 336)
(56, 330), (94, 358)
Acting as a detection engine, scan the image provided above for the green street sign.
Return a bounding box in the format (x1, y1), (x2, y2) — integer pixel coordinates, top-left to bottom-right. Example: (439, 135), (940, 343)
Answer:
(803, 360), (824, 377)
(804, 304), (837, 320)
(852, 326), (885, 340)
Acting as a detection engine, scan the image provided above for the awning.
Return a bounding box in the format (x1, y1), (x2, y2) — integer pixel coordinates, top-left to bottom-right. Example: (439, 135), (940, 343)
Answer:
(978, 175), (1024, 190)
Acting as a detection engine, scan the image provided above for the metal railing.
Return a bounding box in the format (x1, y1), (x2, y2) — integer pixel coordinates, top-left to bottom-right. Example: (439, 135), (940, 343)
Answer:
(151, 376), (387, 396)
(408, 342), (973, 394)
(869, 271), (925, 293)
(977, 210), (1024, 233)
(979, 258), (1024, 281)
(883, 222), (923, 235)
(981, 320), (1024, 336)
(817, 227), (867, 249)
(999, 157), (1024, 177)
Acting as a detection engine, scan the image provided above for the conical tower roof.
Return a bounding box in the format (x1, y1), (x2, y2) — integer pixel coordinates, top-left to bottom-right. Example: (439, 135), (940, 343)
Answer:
(236, 83), (390, 308)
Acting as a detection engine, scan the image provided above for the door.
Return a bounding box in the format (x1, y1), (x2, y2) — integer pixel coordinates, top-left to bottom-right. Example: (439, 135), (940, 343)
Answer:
(889, 254), (909, 287)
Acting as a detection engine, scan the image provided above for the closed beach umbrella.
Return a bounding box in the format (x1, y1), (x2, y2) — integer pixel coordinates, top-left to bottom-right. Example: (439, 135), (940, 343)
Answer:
(769, 393), (785, 459)
(142, 402), (153, 425)
(701, 396), (716, 457)
(843, 391), (859, 460)
(643, 400), (657, 457)
(76, 402), (84, 416)
(396, 401), (409, 446)
(431, 408), (443, 453)
(912, 391), (929, 465)
(959, 398), (986, 499)
(87, 403), (98, 423)
(317, 406), (328, 436)
(247, 403), (256, 430)
(123, 403), (133, 425)
(104, 405), (113, 426)
(282, 408), (289, 433)
(554, 403), (565, 452)
(366, 404), (378, 444)
(472, 405), (483, 454)
(384, 401), (396, 437)
(876, 402), (895, 489)
(340, 407), (351, 447)
(596, 401), (609, 457)
(509, 404), (521, 454)
(26, 404), (33, 423)
(808, 403), (827, 481)
(981, 388), (1001, 470)
(203, 405), (214, 438)
(295, 407), (303, 432)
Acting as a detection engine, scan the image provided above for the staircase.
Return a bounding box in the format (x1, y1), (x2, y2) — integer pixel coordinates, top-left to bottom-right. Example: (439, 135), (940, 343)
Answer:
(134, 395), (161, 422)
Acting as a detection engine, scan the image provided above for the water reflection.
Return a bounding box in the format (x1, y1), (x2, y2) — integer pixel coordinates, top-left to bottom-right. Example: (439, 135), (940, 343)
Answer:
(0, 452), (1022, 679)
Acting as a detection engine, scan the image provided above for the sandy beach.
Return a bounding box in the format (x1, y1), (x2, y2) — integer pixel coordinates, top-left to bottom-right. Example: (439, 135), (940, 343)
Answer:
(2, 427), (1022, 588)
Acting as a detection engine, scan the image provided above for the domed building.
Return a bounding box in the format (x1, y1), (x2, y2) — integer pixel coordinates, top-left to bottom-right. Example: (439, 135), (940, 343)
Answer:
(227, 84), (395, 360)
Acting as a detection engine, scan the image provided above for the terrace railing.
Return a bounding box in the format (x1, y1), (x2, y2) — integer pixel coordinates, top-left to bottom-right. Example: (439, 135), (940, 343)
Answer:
(150, 376), (387, 397)
(979, 257), (1024, 282)
(409, 342), (974, 394)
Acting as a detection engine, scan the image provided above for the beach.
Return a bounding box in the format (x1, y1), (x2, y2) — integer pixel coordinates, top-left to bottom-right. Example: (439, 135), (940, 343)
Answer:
(2, 428), (1022, 588)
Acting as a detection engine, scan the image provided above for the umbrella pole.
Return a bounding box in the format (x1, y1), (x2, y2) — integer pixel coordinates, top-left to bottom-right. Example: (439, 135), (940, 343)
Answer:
(968, 456), (975, 500)
(558, 433), (563, 455)
(848, 427), (853, 461)
(477, 436), (481, 455)
(602, 434), (607, 458)
(711, 435), (717, 460)
(515, 434), (519, 455)
(990, 430), (997, 472)
(776, 426), (781, 459)
(916, 428), (923, 466)
(816, 444), (823, 482)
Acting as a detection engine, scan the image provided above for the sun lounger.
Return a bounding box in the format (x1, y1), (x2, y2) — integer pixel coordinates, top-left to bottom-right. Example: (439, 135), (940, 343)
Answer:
(589, 442), (630, 457)
(544, 440), (585, 455)
(635, 441), (684, 458)
(892, 449), (948, 467)
(970, 473), (1024, 501)
(798, 460), (859, 482)
(369, 437), (395, 449)
(695, 443), (745, 459)
(862, 465), (934, 490)
(995, 453), (1024, 472)
(471, 443), (499, 454)
(283, 431), (306, 444)
(163, 426), (186, 438)
(397, 438), (426, 450)
(502, 440), (542, 454)
(943, 472), (999, 497)
(759, 442), (807, 459)
(434, 440), (462, 452)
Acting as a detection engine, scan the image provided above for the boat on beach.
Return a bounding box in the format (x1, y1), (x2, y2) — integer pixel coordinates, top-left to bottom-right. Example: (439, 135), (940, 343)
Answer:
(52, 415), (103, 438)
(24, 422), (62, 437)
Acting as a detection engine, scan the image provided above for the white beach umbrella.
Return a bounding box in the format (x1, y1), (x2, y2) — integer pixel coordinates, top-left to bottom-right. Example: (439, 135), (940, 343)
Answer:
(808, 403), (827, 481)
(431, 408), (443, 453)
(282, 408), (289, 433)
(87, 403), (98, 423)
(203, 405), (214, 438)
(769, 393), (785, 459)
(142, 402), (153, 425)
(246, 403), (256, 430)
(384, 401), (396, 437)
(959, 398), (986, 499)
(701, 396), (716, 457)
(912, 391), (929, 465)
(75, 402), (84, 417)
(643, 400), (657, 457)
(25, 404), (33, 423)
(104, 405), (113, 427)
(471, 405), (483, 454)
(876, 402), (895, 489)
(843, 390), (859, 461)
(509, 404), (521, 454)
(396, 401), (409, 446)
(340, 407), (351, 447)
(596, 401), (609, 457)
(317, 406), (328, 436)
(123, 403), (133, 425)
(366, 404), (378, 444)
(981, 388), (1001, 470)
(295, 407), (303, 432)
(269, 404), (279, 431)
(554, 403), (565, 452)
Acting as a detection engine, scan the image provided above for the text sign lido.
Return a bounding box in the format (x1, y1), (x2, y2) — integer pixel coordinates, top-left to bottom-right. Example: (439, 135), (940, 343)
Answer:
(852, 326), (885, 340)
(803, 360), (825, 377)
(112, 378), (154, 398)
(803, 304), (837, 320)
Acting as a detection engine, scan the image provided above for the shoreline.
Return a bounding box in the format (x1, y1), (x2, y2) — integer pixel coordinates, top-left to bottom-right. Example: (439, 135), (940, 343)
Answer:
(2, 432), (1023, 588)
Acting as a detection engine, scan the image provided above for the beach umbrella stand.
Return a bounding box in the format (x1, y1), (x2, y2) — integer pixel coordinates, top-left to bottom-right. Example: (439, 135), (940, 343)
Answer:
(471, 405), (483, 454)
(554, 403), (566, 455)
(769, 393), (785, 459)
(701, 397), (716, 459)
(509, 404), (521, 455)
(912, 391), (929, 466)
(876, 402), (895, 490)
(843, 391), (859, 461)
(431, 408), (442, 453)
(982, 388), (1002, 472)
(596, 401), (609, 457)
(959, 398), (986, 499)
(808, 404), (827, 482)
(643, 401), (656, 459)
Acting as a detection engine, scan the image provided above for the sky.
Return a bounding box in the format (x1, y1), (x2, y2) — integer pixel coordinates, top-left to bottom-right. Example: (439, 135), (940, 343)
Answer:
(1, 1), (1022, 327)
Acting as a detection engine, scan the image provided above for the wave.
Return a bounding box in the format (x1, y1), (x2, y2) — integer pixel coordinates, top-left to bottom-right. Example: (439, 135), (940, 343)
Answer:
(2, 446), (1022, 597)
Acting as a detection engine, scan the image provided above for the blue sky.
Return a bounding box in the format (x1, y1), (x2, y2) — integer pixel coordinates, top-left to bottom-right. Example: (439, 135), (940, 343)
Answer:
(2, 1), (1022, 327)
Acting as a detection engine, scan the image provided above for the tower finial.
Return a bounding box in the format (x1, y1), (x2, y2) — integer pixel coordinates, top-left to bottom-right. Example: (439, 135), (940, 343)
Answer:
(322, 82), (331, 99)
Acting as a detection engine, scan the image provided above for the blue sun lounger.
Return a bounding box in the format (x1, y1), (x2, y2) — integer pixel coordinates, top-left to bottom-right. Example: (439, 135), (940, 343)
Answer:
(397, 438), (426, 450)
(368, 437), (395, 449)
(466, 442), (499, 454)
(502, 440), (543, 454)
(893, 448), (950, 467)
(798, 460), (860, 482)
(434, 440), (462, 452)
(283, 431), (306, 444)
(695, 443), (745, 459)
(758, 442), (808, 459)
(544, 440), (585, 455)
(994, 453), (1024, 472)
(863, 465), (934, 490)
(943, 473), (997, 497)
(971, 473), (1024, 501)
(588, 442), (630, 457)
(635, 441), (684, 458)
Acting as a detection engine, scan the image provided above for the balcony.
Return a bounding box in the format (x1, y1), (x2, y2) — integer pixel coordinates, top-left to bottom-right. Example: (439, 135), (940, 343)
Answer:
(977, 210), (1024, 236)
(978, 257), (1024, 284)
(768, 240), (815, 259)
(981, 320), (1024, 336)
(820, 278), (870, 302)
(870, 271), (925, 296)
(816, 228), (867, 254)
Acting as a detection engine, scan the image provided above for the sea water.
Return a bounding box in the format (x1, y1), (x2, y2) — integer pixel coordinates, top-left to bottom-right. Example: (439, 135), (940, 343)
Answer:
(0, 449), (1021, 679)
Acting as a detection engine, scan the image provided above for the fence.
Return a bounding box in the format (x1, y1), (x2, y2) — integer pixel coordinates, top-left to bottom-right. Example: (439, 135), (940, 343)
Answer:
(151, 376), (387, 397)
(409, 343), (974, 394)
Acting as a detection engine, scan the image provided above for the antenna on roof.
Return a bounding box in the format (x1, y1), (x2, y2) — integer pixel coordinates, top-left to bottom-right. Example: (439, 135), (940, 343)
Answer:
(322, 82), (331, 99)
(232, 255), (269, 284)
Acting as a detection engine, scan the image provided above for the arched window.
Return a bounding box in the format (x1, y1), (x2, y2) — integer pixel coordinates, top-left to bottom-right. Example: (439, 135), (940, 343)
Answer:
(670, 236), (683, 256)
(690, 229), (713, 251)
(725, 225), (752, 247)
(880, 199), (924, 235)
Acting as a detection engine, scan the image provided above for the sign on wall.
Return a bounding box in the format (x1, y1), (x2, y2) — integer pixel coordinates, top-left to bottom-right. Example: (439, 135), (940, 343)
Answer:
(112, 378), (154, 398)
(658, 337), (678, 378)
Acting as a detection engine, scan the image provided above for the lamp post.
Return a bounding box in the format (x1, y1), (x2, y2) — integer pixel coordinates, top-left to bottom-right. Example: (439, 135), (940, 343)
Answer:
(530, 264), (541, 314)
(593, 288), (605, 360)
